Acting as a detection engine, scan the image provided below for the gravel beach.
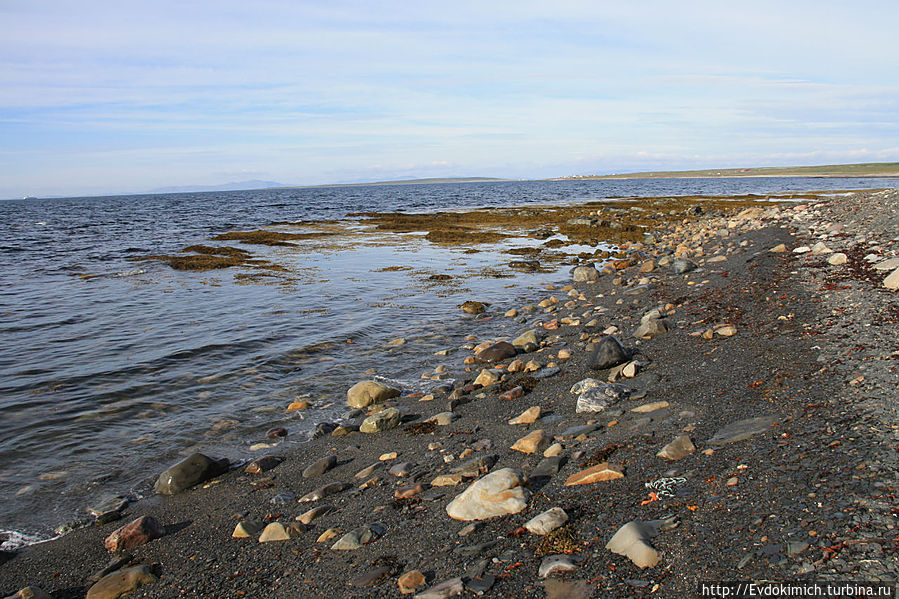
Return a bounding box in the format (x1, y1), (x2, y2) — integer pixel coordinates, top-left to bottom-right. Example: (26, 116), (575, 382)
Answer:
(2, 189), (897, 599)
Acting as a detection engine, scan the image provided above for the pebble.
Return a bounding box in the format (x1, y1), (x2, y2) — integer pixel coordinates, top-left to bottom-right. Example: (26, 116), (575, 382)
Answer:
(588, 335), (632, 370)
(884, 267), (899, 290)
(525, 507), (569, 535)
(446, 468), (529, 521)
(431, 474), (463, 486)
(716, 324), (738, 336)
(285, 400), (308, 412)
(508, 406), (541, 425)
(543, 443), (563, 457)
(394, 483), (425, 499)
(510, 429), (546, 454)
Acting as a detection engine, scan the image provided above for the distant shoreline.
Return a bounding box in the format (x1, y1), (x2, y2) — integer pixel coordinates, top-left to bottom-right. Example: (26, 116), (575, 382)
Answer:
(549, 161), (899, 181)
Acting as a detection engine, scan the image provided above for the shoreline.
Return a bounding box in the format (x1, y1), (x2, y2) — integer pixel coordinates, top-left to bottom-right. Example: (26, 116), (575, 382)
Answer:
(2, 190), (898, 598)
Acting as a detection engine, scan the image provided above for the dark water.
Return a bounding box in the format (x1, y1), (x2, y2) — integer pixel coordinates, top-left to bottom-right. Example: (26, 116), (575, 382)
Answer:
(0, 177), (895, 543)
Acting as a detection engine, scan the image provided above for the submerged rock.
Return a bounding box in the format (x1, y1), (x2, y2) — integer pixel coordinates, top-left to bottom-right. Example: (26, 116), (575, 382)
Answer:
(154, 453), (229, 495)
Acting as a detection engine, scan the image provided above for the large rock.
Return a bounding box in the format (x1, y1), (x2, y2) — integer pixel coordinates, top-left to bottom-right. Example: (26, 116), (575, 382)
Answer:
(104, 515), (165, 552)
(86, 565), (156, 599)
(475, 341), (517, 363)
(572, 265), (601, 282)
(347, 380), (400, 409)
(360, 408), (401, 433)
(588, 336), (631, 370)
(154, 453), (228, 495)
(446, 468), (529, 521)
(606, 519), (675, 568)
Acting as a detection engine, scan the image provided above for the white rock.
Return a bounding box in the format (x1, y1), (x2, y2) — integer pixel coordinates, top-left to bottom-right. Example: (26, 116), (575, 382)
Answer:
(810, 242), (832, 255)
(827, 253), (848, 265)
(445, 468), (529, 521)
(884, 267), (899, 291)
(524, 507), (569, 535)
(874, 257), (899, 271)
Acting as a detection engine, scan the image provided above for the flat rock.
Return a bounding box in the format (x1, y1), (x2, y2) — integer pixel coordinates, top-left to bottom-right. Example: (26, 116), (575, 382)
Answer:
(303, 455), (337, 478)
(331, 523), (385, 550)
(543, 579), (593, 599)
(525, 507), (569, 535)
(446, 468), (529, 521)
(347, 380), (400, 409)
(431, 474), (464, 487)
(425, 412), (455, 426)
(538, 555), (579, 578)
(555, 424), (599, 440)
(576, 384), (632, 413)
(85, 565), (156, 599)
(104, 516), (165, 552)
(708, 416), (777, 445)
(884, 267), (899, 291)
(360, 407), (402, 433)
(874, 257), (899, 271)
(299, 482), (347, 502)
(531, 455), (566, 479)
(154, 452), (229, 495)
(588, 336), (631, 370)
(398, 570), (427, 594)
(450, 455), (497, 478)
(510, 429), (546, 454)
(414, 577), (464, 599)
(657, 435), (695, 460)
(564, 462), (624, 486)
(671, 259), (697, 274)
(631, 401), (669, 413)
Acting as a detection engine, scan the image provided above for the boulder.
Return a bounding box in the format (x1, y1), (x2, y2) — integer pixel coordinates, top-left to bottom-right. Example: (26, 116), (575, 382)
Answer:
(104, 516), (165, 552)
(154, 453), (228, 495)
(446, 468), (529, 521)
(347, 380), (400, 409)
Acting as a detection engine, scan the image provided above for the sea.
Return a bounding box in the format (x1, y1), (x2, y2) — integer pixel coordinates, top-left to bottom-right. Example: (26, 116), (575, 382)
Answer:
(1, 177), (895, 545)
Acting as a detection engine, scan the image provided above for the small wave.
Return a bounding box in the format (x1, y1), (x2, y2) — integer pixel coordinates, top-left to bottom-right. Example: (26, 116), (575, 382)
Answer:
(1, 529), (50, 550)
(114, 268), (146, 277)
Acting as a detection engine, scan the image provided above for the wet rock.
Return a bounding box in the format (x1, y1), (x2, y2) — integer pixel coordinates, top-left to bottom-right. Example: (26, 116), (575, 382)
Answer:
(509, 406), (541, 425)
(3, 588), (52, 599)
(360, 408), (402, 433)
(299, 482), (347, 502)
(232, 519), (264, 538)
(266, 426), (287, 438)
(538, 555), (579, 577)
(331, 523), (385, 550)
(572, 264), (601, 282)
(154, 453), (229, 495)
(347, 380), (401, 409)
(657, 435), (695, 460)
(588, 336), (632, 370)
(564, 462), (624, 486)
(245, 456), (283, 474)
(476, 341), (517, 363)
(85, 566), (156, 599)
(606, 518), (676, 568)
(671, 259), (697, 274)
(446, 468), (529, 521)
(86, 496), (129, 524)
(414, 577), (464, 599)
(259, 522), (304, 542)
(708, 416), (777, 445)
(104, 516), (165, 552)
(510, 430), (546, 454)
(460, 301), (488, 314)
(398, 570), (427, 595)
(302, 455), (337, 478)
(525, 507), (569, 535)
(313, 422), (339, 438)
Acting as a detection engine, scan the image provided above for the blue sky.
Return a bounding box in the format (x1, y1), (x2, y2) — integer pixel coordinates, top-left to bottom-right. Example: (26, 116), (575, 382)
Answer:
(1, 1), (897, 198)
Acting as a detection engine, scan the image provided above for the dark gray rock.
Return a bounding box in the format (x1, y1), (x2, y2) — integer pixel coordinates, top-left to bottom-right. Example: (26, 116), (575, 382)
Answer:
(589, 336), (632, 370)
(154, 453), (229, 495)
(302, 455), (337, 478)
(671, 259), (697, 274)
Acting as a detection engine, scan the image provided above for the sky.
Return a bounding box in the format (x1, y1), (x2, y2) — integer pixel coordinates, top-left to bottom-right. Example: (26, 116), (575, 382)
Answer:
(1, 1), (898, 198)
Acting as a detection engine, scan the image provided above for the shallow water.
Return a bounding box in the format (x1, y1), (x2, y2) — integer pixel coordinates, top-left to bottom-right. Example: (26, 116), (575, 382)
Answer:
(0, 177), (895, 541)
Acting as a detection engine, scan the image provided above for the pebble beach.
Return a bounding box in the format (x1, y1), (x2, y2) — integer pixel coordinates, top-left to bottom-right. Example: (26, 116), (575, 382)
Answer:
(2, 188), (898, 599)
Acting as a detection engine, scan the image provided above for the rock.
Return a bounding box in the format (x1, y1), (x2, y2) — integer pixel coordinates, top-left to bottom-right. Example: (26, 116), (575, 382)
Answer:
(792, 245), (811, 254)
(245, 456), (283, 474)
(465, 575), (495, 595)
(388, 461), (413, 477)
(297, 505), (332, 525)
(351, 567), (392, 588)
(572, 264), (601, 282)
(504, 308), (518, 317)
(269, 491), (295, 505)
(543, 579), (592, 599)
(525, 507), (569, 535)
(431, 474), (464, 487)
(394, 483), (425, 499)
(511, 330), (540, 351)
(450, 454), (497, 478)
(86, 496), (129, 524)
(426, 412), (455, 426)
(299, 482), (347, 502)
(460, 301), (487, 314)
(354, 462), (382, 479)
(606, 519), (674, 568)
(347, 380), (400, 409)
(884, 267), (899, 291)
(657, 435), (695, 460)
(266, 426), (287, 438)
(708, 416), (777, 445)
(564, 462), (624, 486)
(588, 336), (631, 370)
(621, 361), (639, 378)
(509, 406), (541, 425)
(331, 523), (384, 550)
(398, 570), (427, 594)
(446, 468), (529, 521)
(633, 318), (670, 338)
(360, 407), (402, 433)
(557, 349), (571, 360)
(414, 577), (464, 599)
(474, 369), (499, 387)
(576, 383), (632, 413)
(827, 252), (848, 265)
(631, 401), (669, 413)
(531, 456), (565, 479)
(104, 516), (165, 552)
(716, 324), (737, 336)
(543, 443), (563, 458)
(810, 241), (832, 255)
(303, 455), (337, 478)
(510, 430), (546, 454)
(316, 528), (341, 543)
(259, 522), (304, 542)
(639, 260), (656, 273)
(154, 453), (229, 495)
(874, 257), (899, 271)
(476, 341), (517, 363)
(86, 566), (156, 599)
(538, 555), (579, 578)
(285, 400), (308, 412)
(555, 424), (599, 440)
(671, 259), (697, 274)
(507, 359), (525, 373)
(232, 519), (264, 538)
(523, 360), (541, 373)
(770, 243), (787, 253)
(4, 589), (52, 599)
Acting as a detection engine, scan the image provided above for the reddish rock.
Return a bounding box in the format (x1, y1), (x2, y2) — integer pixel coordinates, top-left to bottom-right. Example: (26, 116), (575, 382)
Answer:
(104, 516), (165, 552)
(394, 483), (425, 499)
(498, 386), (524, 401)
(543, 319), (560, 330)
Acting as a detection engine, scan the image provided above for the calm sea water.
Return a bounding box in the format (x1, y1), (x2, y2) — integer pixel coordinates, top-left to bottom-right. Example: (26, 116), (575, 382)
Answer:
(0, 177), (895, 542)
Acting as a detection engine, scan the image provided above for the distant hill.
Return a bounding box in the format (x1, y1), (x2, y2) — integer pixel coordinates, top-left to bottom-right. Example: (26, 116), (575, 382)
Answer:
(148, 179), (287, 193)
(555, 162), (899, 180)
